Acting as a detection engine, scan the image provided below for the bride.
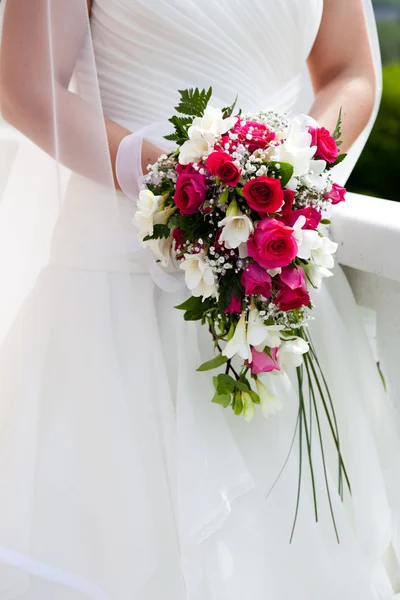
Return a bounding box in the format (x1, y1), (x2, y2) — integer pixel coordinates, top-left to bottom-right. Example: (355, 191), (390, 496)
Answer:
(0, 0), (399, 598)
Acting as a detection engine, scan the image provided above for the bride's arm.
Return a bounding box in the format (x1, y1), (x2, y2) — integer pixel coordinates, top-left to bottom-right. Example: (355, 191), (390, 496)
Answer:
(307, 0), (376, 153)
(0, 0), (159, 188)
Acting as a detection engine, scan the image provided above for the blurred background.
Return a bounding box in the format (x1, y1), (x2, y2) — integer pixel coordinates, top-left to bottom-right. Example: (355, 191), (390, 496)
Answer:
(348, 0), (400, 200)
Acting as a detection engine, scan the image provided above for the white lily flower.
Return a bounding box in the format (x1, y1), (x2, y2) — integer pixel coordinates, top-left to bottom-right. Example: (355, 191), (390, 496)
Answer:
(275, 115), (317, 177)
(242, 392), (255, 423)
(256, 379), (283, 418)
(292, 216), (321, 260)
(179, 252), (217, 299)
(223, 311), (252, 362)
(267, 268), (282, 277)
(277, 337), (309, 369)
(218, 200), (254, 249)
(247, 308), (284, 349)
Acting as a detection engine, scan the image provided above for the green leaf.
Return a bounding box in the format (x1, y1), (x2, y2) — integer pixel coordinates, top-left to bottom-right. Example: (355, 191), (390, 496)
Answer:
(142, 224), (170, 242)
(226, 322), (236, 342)
(327, 153), (347, 170)
(219, 188), (229, 205)
(216, 374), (236, 395)
(197, 354), (228, 372)
(212, 392), (232, 409)
(175, 296), (212, 312)
(235, 380), (250, 392)
(165, 115), (193, 145)
(320, 218), (331, 225)
(267, 161), (294, 188)
(174, 87), (213, 118)
(236, 186), (245, 197)
(332, 107), (343, 141)
(222, 93), (239, 118)
(249, 391), (261, 405)
(212, 375), (218, 391)
(232, 391), (243, 416)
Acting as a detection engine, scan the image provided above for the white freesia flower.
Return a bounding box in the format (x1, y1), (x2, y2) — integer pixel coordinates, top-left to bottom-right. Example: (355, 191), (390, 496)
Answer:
(190, 105), (237, 138)
(179, 105), (237, 165)
(275, 115), (317, 176)
(293, 216), (321, 260)
(302, 159), (328, 192)
(218, 200), (254, 249)
(256, 379), (283, 418)
(242, 391), (255, 423)
(305, 263), (334, 288)
(267, 268), (282, 277)
(134, 189), (163, 237)
(247, 308), (284, 349)
(311, 236), (338, 269)
(179, 252), (217, 299)
(146, 237), (172, 268)
(305, 236), (338, 288)
(277, 337), (309, 369)
(223, 312), (252, 362)
(179, 128), (215, 165)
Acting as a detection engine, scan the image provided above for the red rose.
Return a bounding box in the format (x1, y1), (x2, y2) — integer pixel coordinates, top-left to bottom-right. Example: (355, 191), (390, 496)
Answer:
(172, 228), (186, 253)
(206, 151), (242, 187)
(175, 163), (197, 175)
(247, 218), (298, 269)
(280, 189), (295, 216)
(243, 176), (284, 214)
(324, 183), (346, 205)
(283, 206), (322, 230)
(308, 126), (338, 164)
(275, 266), (310, 311)
(224, 292), (243, 314)
(241, 262), (272, 298)
(174, 173), (207, 215)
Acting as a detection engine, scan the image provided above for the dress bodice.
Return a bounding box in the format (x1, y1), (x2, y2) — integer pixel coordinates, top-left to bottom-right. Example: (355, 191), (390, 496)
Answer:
(90, 0), (323, 132)
(49, 0), (323, 275)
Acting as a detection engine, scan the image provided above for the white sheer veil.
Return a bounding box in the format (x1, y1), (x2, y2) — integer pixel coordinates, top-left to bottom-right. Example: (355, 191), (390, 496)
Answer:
(0, 0), (121, 345)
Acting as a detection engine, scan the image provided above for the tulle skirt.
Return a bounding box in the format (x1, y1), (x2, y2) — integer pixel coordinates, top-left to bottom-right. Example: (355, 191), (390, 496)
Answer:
(0, 259), (400, 599)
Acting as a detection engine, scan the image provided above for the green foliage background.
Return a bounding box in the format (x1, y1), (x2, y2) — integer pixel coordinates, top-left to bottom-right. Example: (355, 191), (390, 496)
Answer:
(347, 2), (400, 200)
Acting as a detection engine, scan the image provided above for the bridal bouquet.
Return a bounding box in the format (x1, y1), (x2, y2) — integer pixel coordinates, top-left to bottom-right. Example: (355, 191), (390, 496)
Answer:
(136, 88), (349, 537)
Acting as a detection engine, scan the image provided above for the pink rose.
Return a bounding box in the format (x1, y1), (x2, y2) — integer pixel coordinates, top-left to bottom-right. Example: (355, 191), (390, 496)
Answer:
(241, 262), (272, 298)
(174, 173), (207, 215)
(220, 118), (276, 153)
(308, 126), (338, 164)
(275, 266), (310, 311)
(284, 206), (322, 230)
(247, 218), (298, 269)
(206, 151), (242, 187)
(247, 347), (280, 375)
(243, 176), (284, 215)
(280, 189), (295, 216)
(325, 183), (346, 205)
(224, 293), (243, 314)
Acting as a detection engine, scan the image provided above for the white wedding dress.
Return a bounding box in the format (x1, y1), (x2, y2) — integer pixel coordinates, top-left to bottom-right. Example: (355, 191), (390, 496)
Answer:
(0, 1), (400, 599)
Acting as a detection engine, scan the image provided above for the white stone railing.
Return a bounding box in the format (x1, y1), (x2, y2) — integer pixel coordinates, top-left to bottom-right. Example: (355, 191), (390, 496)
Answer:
(332, 192), (400, 406)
